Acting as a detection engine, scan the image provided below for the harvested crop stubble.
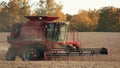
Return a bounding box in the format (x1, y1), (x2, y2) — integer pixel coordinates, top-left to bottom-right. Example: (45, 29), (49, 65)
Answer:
(0, 61), (120, 68)
(0, 32), (120, 61)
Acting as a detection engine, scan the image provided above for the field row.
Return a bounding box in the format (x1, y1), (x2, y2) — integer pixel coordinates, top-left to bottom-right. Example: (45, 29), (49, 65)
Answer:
(0, 61), (120, 68)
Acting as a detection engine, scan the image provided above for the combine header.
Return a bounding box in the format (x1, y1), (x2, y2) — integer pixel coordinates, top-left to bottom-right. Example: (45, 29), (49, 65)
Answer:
(6, 16), (108, 61)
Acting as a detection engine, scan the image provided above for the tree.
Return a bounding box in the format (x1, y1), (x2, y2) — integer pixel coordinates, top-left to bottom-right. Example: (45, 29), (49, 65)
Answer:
(88, 9), (99, 31)
(96, 7), (120, 32)
(0, 1), (12, 31)
(17, 0), (31, 22)
(70, 10), (93, 31)
(35, 0), (66, 21)
(115, 8), (120, 31)
(0, 5), (2, 12)
(66, 14), (72, 21)
(34, 0), (46, 15)
(0, 0), (30, 32)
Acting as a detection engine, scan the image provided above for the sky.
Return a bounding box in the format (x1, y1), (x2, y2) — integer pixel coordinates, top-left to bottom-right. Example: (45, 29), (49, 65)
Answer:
(1, 0), (120, 15)
(56, 0), (120, 15)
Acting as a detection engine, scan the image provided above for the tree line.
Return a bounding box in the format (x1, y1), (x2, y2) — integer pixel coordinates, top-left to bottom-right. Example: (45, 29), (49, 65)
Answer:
(0, 0), (120, 32)
(69, 7), (120, 32)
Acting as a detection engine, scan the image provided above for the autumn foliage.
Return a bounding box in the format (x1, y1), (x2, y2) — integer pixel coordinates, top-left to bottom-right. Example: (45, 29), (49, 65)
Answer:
(70, 10), (99, 31)
(0, 0), (120, 32)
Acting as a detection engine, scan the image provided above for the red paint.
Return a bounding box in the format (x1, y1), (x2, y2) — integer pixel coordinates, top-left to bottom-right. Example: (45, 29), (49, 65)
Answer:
(58, 41), (80, 48)
(25, 16), (59, 21)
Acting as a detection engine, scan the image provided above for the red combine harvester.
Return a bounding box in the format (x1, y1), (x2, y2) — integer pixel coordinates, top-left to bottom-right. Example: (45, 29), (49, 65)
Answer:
(6, 16), (108, 61)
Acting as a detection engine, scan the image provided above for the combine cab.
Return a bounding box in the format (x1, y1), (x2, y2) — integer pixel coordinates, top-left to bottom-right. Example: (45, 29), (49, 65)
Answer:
(6, 16), (108, 61)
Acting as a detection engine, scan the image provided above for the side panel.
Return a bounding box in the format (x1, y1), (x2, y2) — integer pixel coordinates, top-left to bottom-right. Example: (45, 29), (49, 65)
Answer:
(19, 21), (46, 41)
(8, 21), (47, 44)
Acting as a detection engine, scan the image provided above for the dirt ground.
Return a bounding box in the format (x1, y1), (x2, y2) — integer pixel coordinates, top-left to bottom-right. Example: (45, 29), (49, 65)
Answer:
(0, 61), (120, 68)
(0, 32), (120, 68)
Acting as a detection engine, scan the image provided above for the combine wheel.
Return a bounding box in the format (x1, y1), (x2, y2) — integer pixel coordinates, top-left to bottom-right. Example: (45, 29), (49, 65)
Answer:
(6, 47), (16, 61)
(21, 45), (46, 61)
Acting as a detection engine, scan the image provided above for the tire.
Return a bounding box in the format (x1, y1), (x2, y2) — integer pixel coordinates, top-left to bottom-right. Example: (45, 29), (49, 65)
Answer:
(6, 47), (16, 61)
(21, 45), (47, 61)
